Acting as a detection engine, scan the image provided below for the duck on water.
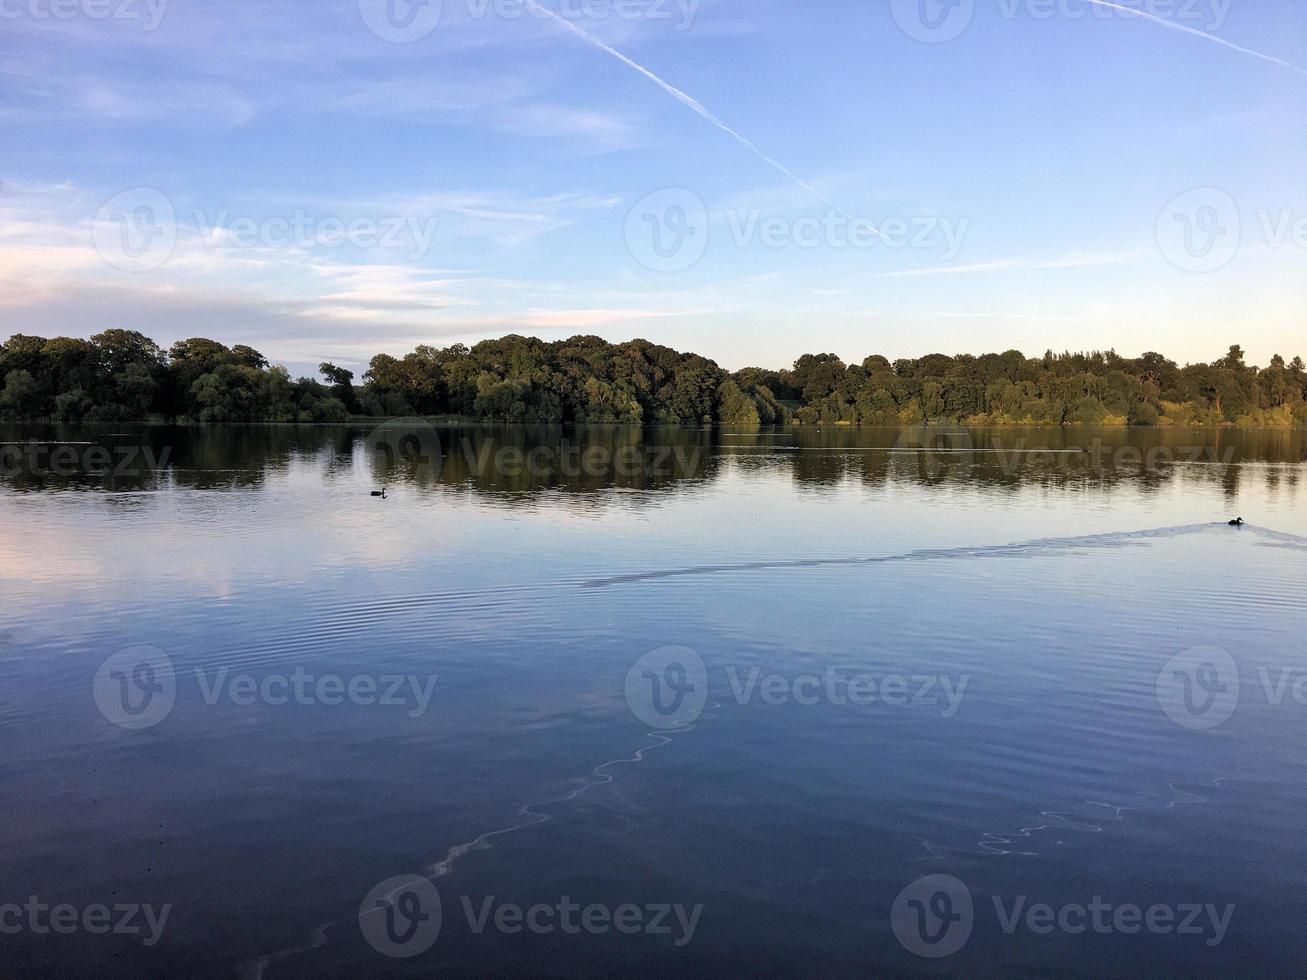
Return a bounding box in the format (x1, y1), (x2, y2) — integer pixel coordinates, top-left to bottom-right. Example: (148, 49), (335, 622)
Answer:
(371, 488), (387, 498)
(1228, 517), (1244, 526)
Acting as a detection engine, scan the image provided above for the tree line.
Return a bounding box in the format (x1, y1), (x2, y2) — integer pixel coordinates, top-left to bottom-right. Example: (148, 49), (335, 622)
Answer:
(2, 330), (1304, 427)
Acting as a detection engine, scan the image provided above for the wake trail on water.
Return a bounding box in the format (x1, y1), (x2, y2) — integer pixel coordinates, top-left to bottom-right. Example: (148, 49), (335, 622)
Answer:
(578, 522), (1307, 588)
(975, 777), (1234, 857)
(194, 523), (1307, 677)
(913, 777), (1234, 860)
(239, 703), (722, 980)
(233, 521), (1298, 974)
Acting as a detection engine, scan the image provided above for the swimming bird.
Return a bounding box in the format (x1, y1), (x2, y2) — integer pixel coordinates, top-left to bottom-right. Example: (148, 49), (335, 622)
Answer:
(1228, 517), (1243, 526)
(371, 488), (387, 498)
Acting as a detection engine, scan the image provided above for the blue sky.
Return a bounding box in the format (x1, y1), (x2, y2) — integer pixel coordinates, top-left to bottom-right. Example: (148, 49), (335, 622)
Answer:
(1, 0), (1304, 376)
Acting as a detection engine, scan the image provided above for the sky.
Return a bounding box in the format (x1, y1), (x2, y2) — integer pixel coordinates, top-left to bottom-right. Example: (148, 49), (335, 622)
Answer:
(1, 0), (1304, 377)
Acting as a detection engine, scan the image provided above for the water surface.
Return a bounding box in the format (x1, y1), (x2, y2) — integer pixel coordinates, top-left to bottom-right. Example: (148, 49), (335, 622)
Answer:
(2, 424), (1305, 977)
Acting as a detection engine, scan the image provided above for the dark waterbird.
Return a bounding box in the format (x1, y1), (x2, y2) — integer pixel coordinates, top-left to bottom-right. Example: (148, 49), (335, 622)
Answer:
(371, 488), (387, 498)
(1228, 517), (1244, 526)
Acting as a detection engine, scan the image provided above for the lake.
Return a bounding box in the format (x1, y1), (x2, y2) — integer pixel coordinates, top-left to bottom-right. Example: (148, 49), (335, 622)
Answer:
(2, 422), (1306, 978)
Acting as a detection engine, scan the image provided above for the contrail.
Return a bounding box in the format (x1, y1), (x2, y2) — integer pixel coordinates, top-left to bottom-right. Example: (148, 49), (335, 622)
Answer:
(521, 0), (883, 238)
(1083, 0), (1307, 76)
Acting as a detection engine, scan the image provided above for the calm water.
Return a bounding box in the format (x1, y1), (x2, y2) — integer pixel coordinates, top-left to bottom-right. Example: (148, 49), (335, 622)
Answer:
(2, 423), (1306, 978)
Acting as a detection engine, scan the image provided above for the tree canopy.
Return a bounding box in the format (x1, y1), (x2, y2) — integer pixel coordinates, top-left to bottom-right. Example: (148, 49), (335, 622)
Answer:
(2, 333), (1304, 428)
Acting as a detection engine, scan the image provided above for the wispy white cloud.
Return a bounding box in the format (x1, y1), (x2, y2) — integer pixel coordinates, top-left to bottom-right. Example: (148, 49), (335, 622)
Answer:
(901, 311), (1136, 323)
(77, 80), (256, 125)
(520, 0), (883, 238)
(875, 251), (1146, 279)
(1085, 0), (1307, 76)
(0, 179), (708, 367)
(496, 104), (637, 150)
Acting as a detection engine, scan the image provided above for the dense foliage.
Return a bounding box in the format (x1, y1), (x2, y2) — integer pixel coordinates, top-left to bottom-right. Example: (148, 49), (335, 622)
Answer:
(771, 346), (1307, 427)
(2, 331), (1305, 427)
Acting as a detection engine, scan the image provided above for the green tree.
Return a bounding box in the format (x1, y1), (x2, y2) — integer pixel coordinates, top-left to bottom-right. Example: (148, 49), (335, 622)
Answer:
(0, 370), (40, 418)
